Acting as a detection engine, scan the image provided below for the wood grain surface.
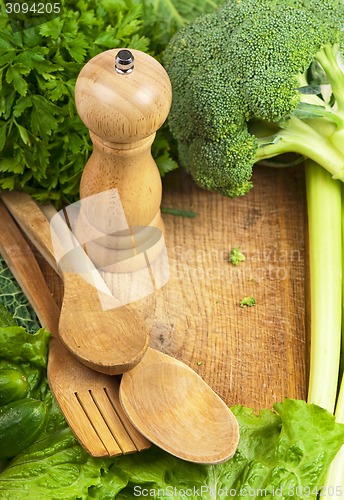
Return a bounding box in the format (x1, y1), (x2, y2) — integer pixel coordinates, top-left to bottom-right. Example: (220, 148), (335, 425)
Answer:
(38, 165), (308, 412)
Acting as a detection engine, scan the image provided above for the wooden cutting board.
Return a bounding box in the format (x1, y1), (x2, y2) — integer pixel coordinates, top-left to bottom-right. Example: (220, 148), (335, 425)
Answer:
(38, 164), (308, 412)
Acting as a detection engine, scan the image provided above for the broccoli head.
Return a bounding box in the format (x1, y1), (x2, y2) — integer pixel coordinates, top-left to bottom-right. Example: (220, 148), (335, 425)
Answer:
(163, 0), (344, 196)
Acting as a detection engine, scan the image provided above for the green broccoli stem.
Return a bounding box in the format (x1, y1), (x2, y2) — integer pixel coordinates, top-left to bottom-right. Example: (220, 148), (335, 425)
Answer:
(256, 117), (344, 180)
(296, 73), (344, 129)
(308, 116), (339, 140)
(330, 128), (344, 156)
(305, 160), (342, 413)
(303, 116), (344, 164)
(299, 44), (344, 155)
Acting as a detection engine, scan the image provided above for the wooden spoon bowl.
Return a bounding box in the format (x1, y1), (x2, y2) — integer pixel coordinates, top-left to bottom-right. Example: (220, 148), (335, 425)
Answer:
(58, 272), (149, 374)
(120, 348), (240, 464)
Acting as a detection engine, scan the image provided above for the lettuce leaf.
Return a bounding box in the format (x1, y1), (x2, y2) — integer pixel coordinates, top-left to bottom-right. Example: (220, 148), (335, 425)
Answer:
(0, 326), (49, 369)
(101, 401), (344, 499)
(0, 428), (128, 500)
(1, 398), (343, 499)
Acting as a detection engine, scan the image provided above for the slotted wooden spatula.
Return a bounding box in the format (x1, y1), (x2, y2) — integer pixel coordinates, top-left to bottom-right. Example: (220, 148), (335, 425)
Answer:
(0, 199), (151, 457)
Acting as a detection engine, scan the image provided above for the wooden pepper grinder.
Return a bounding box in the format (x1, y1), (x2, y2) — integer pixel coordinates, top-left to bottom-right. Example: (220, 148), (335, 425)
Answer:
(74, 48), (172, 271)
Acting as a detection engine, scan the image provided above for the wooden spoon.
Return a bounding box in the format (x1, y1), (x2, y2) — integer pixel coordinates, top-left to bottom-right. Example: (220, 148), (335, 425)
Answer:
(120, 349), (240, 463)
(0, 191), (149, 375)
(2, 191), (240, 464)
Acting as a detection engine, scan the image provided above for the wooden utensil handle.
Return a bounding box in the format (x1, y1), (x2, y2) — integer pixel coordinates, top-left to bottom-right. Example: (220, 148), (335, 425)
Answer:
(1, 191), (59, 276)
(0, 200), (59, 335)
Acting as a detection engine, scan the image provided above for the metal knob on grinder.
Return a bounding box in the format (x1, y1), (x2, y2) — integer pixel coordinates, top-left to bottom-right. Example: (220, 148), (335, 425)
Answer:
(115, 49), (134, 74)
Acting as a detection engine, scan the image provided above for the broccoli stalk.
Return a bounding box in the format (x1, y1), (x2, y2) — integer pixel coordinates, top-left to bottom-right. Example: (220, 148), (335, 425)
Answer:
(255, 44), (344, 180)
(255, 116), (344, 180)
(316, 44), (344, 114)
(164, 0), (344, 489)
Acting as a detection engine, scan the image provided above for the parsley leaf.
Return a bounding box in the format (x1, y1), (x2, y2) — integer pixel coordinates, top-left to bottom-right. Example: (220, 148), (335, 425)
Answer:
(0, 0), (224, 204)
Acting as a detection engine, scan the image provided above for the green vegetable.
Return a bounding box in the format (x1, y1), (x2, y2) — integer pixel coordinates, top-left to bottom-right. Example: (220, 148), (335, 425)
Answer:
(163, 0), (344, 196)
(305, 163), (344, 496)
(0, 303), (16, 328)
(228, 247), (245, 266)
(0, 299), (51, 407)
(0, 398), (48, 459)
(0, 257), (40, 332)
(304, 162), (342, 414)
(0, 0), (149, 204)
(0, 325), (50, 369)
(240, 296), (256, 308)
(0, 369), (28, 406)
(1, 398), (343, 499)
(161, 207), (197, 218)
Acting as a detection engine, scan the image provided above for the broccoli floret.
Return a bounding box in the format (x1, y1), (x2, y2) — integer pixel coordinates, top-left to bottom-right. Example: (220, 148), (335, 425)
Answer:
(188, 134), (255, 197)
(228, 247), (246, 266)
(240, 296), (256, 308)
(163, 0), (344, 195)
